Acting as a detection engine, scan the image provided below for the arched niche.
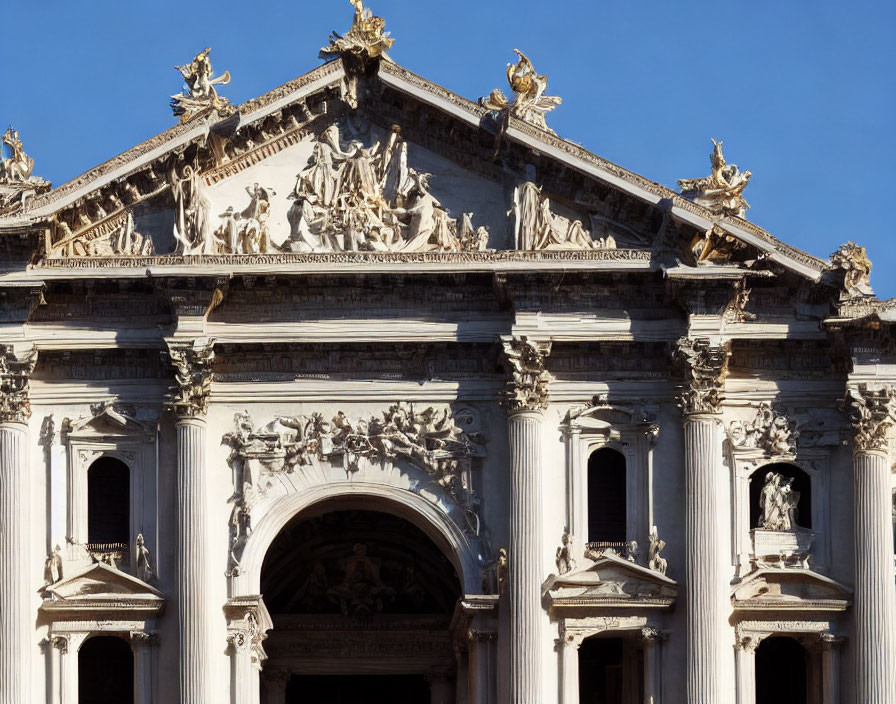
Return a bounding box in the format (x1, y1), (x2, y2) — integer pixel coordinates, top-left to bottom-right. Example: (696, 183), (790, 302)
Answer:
(749, 462), (812, 530)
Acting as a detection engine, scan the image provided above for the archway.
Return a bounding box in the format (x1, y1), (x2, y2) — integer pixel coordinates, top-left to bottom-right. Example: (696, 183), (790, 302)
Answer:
(78, 635), (133, 704)
(755, 636), (808, 704)
(260, 506), (463, 703)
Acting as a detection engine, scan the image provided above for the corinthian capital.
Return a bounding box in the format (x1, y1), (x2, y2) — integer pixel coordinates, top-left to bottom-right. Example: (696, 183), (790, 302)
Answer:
(500, 336), (552, 414)
(674, 337), (730, 415)
(844, 384), (896, 453)
(0, 345), (37, 424)
(164, 338), (215, 418)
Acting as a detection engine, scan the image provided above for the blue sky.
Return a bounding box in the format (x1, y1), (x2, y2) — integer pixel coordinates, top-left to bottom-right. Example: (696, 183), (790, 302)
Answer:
(3, 0), (894, 296)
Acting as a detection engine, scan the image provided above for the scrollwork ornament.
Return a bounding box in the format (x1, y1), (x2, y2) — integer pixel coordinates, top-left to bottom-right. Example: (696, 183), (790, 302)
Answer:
(164, 339), (215, 418)
(500, 336), (552, 414)
(0, 345), (37, 424)
(843, 384), (896, 453)
(674, 338), (730, 415)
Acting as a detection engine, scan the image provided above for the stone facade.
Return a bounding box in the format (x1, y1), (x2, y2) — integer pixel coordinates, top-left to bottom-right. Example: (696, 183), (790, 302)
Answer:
(1, 6), (895, 703)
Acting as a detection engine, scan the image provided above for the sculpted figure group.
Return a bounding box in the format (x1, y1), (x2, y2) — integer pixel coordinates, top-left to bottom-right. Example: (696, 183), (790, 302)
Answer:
(482, 49), (563, 133)
(678, 139), (752, 217)
(757, 471), (801, 532)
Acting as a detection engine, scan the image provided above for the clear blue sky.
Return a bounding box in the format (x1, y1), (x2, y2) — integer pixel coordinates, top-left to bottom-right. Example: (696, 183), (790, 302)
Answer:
(3, 1), (894, 296)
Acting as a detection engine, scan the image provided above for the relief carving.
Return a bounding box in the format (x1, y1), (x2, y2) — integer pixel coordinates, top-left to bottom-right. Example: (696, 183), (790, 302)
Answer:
(674, 338), (730, 415)
(0, 345), (37, 423)
(170, 47), (234, 123)
(500, 336), (552, 413)
(481, 50), (562, 134)
(728, 403), (798, 456)
(678, 139), (752, 217)
(513, 181), (616, 252)
(844, 384), (896, 453)
(164, 339), (215, 417)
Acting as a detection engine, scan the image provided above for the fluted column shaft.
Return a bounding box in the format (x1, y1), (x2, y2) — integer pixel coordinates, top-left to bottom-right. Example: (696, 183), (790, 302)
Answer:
(684, 414), (726, 704)
(508, 409), (543, 704)
(853, 449), (896, 704)
(177, 417), (212, 704)
(0, 422), (31, 704)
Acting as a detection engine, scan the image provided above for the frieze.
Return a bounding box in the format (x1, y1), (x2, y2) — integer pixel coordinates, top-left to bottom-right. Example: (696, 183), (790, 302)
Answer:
(35, 350), (168, 381)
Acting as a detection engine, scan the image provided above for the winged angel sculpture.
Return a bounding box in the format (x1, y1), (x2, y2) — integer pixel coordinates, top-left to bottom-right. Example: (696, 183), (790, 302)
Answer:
(678, 139), (752, 217)
(320, 0), (395, 61)
(482, 50), (562, 133)
(170, 48), (235, 123)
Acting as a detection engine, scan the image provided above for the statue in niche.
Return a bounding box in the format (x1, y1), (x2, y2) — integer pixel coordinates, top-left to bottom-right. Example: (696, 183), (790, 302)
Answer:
(757, 472), (800, 531)
(678, 139), (752, 217)
(135, 533), (154, 583)
(555, 533), (575, 575)
(327, 543), (396, 622)
(648, 527), (667, 575)
(482, 50), (562, 133)
(170, 47), (234, 123)
(513, 180), (614, 251)
(43, 545), (63, 586)
(282, 122), (490, 253)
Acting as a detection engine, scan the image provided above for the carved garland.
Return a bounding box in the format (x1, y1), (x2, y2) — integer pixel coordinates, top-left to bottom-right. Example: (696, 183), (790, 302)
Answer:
(844, 384), (896, 453)
(0, 345), (38, 424)
(674, 338), (730, 415)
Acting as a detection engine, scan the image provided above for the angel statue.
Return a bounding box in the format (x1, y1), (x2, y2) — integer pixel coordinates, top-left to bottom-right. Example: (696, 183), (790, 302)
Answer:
(320, 0), (395, 61)
(481, 49), (562, 133)
(170, 47), (235, 123)
(678, 139), (752, 217)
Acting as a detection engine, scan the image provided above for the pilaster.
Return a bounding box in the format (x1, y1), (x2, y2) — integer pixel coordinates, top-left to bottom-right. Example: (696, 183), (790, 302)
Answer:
(641, 628), (666, 704)
(499, 335), (551, 704)
(558, 631), (584, 704)
(674, 337), (731, 704)
(166, 338), (215, 704)
(845, 384), (896, 704)
(734, 637), (757, 704)
(0, 344), (36, 704)
(130, 631), (158, 704)
(819, 634), (844, 704)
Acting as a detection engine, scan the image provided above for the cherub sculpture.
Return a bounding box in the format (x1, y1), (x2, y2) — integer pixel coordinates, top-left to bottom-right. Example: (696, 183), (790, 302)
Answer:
(170, 48), (234, 123)
(481, 50), (562, 133)
(678, 139), (752, 217)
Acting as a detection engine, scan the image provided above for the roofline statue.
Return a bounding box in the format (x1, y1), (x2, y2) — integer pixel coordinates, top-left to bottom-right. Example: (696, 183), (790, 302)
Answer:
(678, 139), (752, 217)
(320, 0), (395, 63)
(170, 47), (235, 123)
(481, 49), (562, 134)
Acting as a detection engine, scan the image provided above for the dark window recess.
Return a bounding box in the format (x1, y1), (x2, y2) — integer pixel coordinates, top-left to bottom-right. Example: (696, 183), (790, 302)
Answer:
(579, 637), (624, 704)
(588, 448), (627, 543)
(87, 457), (130, 546)
(755, 637), (808, 704)
(78, 636), (134, 704)
(749, 462), (812, 529)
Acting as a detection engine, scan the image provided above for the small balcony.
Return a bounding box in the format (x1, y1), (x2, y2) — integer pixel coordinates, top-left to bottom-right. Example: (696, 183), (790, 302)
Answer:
(85, 542), (130, 568)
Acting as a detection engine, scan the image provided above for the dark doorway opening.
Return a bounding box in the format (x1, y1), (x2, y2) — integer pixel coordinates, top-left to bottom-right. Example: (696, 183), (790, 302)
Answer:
(588, 448), (627, 544)
(579, 637), (624, 704)
(87, 457), (130, 547)
(286, 675), (430, 703)
(78, 635), (134, 704)
(755, 636), (808, 704)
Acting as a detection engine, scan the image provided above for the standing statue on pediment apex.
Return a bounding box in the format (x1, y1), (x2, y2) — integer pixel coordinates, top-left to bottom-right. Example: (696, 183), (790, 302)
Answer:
(171, 48), (234, 123)
(320, 0), (395, 62)
(482, 49), (562, 133)
(1, 127), (42, 184)
(678, 139), (752, 217)
(830, 241), (874, 298)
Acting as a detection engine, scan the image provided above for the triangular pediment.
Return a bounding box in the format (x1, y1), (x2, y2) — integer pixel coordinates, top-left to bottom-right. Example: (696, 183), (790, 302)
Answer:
(544, 552), (677, 612)
(42, 562), (164, 611)
(1, 50), (827, 283)
(65, 402), (157, 438)
(731, 568), (851, 613)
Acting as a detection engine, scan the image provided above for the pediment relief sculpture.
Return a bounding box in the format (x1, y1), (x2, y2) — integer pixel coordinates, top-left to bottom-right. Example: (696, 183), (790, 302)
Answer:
(728, 404), (798, 456)
(170, 47), (234, 123)
(481, 50), (562, 134)
(678, 139), (752, 217)
(732, 569), (851, 612)
(320, 0), (395, 63)
(513, 181), (617, 252)
(544, 550), (677, 610)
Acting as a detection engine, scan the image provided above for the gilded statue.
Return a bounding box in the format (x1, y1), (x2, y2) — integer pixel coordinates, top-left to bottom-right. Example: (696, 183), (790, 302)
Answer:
(320, 0), (395, 61)
(482, 50), (562, 133)
(678, 139), (752, 217)
(170, 47), (235, 123)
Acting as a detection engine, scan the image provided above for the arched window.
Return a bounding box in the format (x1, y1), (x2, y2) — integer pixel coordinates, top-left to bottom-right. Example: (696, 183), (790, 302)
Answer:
(87, 457), (130, 558)
(78, 635), (134, 704)
(750, 463), (811, 530)
(588, 448), (627, 544)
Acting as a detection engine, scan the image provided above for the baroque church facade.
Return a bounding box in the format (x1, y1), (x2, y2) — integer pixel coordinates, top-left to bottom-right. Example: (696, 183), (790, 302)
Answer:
(1, 4), (894, 703)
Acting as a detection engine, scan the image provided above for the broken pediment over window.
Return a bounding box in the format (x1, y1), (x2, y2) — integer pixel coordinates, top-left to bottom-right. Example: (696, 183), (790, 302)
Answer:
(543, 550), (677, 612)
(731, 568), (851, 613)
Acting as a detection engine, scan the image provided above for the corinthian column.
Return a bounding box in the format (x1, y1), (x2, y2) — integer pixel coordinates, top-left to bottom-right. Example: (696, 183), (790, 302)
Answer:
(0, 345), (37, 704)
(500, 336), (552, 704)
(845, 384), (896, 704)
(674, 338), (730, 704)
(166, 339), (215, 704)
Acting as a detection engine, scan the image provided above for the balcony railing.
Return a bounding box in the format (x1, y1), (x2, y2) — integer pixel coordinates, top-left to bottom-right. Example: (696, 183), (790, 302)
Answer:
(85, 542), (129, 567)
(585, 540), (639, 562)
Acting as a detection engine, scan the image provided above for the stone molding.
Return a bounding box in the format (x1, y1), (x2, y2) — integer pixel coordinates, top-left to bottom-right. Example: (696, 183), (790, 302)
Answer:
(164, 338), (215, 418)
(0, 344), (37, 424)
(500, 336), (552, 414)
(674, 337), (730, 415)
(844, 384), (896, 454)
